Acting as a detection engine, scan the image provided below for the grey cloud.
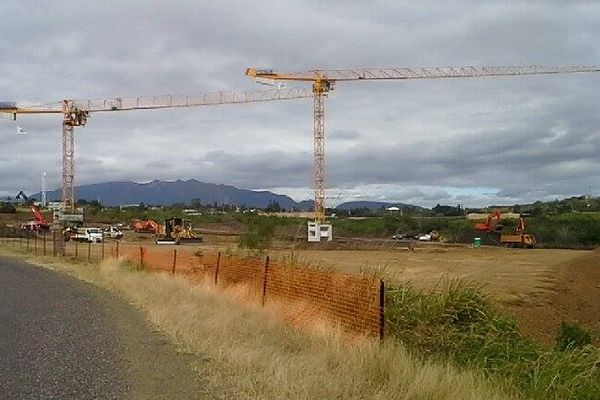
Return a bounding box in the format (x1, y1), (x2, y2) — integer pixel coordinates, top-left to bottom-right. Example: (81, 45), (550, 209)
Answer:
(1, 1), (600, 207)
(330, 130), (360, 140)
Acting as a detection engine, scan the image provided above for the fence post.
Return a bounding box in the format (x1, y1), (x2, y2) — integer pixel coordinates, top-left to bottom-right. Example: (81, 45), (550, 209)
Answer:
(75, 240), (78, 258)
(379, 279), (385, 342)
(88, 242), (91, 262)
(139, 246), (144, 268)
(53, 231), (57, 257)
(116, 241), (119, 258)
(26, 235), (30, 252)
(43, 233), (47, 256)
(214, 252), (221, 285)
(101, 240), (105, 260)
(171, 249), (177, 274)
(35, 234), (38, 254)
(262, 256), (270, 306)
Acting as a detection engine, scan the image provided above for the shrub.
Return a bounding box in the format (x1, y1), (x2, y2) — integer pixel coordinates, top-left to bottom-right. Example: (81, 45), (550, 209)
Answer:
(238, 216), (277, 253)
(0, 202), (16, 213)
(556, 322), (593, 351)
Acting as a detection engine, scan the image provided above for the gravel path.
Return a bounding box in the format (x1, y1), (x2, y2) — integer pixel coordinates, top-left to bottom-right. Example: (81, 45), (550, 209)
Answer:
(0, 256), (210, 399)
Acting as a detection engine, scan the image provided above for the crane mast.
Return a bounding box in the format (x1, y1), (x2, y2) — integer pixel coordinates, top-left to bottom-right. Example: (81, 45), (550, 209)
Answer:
(246, 65), (600, 225)
(1, 87), (313, 214)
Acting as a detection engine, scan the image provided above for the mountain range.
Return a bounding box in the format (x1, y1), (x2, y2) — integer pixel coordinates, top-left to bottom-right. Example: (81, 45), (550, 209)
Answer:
(30, 179), (418, 211)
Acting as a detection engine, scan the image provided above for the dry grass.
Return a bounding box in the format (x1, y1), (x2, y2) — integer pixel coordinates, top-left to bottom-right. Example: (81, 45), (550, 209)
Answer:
(0, 246), (513, 400)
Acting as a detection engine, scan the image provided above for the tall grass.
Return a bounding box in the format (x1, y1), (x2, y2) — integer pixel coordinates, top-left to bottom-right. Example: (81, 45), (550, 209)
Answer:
(386, 281), (600, 400)
(0, 245), (511, 400)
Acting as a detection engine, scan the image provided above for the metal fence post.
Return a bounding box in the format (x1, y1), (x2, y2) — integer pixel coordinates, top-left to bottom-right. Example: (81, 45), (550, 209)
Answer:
(101, 240), (105, 260)
(116, 241), (119, 258)
(88, 242), (91, 262)
(214, 252), (221, 285)
(379, 279), (385, 342)
(75, 240), (78, 258)
(262, 256), (270, 306)
(53, 231), (57, 257)
(43, 233), (47, 256)
(26, 235), (30, 252)
(171, 249), (177, 275)
(34, 235), (38, 254)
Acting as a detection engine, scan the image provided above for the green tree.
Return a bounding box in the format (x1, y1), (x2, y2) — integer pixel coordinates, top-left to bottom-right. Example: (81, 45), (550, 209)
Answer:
(0, 202), (16, 213)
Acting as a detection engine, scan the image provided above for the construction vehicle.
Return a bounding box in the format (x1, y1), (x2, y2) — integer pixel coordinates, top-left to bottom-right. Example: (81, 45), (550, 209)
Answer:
(474, 211), (503, 232)
(15, 192), (50, 232)
(131, 219), (161, 234)
(500, 216), (536, 248)
(22, 205), (50, 233)
(155, 218), (202, 245)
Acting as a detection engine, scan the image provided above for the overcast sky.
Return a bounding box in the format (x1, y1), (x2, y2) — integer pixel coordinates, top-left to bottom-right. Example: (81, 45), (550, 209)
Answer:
(1, 1), (599, 207)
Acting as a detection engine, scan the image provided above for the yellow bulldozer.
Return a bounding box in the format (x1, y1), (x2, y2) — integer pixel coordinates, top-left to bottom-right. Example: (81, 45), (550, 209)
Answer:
(155, 217), (203, 245)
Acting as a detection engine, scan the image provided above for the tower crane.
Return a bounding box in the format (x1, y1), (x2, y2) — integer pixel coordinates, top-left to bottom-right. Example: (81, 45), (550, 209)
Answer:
(0, 87), (313, 216)
(246, 65), (600, 225)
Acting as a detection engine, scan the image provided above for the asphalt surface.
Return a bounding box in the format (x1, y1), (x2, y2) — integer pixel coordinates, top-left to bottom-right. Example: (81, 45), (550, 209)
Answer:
(0, 256), (209, 399)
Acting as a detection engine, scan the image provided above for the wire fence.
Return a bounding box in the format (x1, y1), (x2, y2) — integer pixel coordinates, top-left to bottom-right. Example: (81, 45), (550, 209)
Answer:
(0, 227), (385, 339)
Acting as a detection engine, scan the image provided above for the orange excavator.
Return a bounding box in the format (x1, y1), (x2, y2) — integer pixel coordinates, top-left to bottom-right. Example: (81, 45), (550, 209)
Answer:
(20, 205), (50, 232)
(474, 211), (503, 232)
(131, 219), (160, 234)
(16, 191), (50, 232)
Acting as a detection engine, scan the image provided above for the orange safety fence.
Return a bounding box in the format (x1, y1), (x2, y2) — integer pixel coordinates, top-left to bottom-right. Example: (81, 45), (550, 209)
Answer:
(114, 243), (383, 338)
(0, 232), (384, 339)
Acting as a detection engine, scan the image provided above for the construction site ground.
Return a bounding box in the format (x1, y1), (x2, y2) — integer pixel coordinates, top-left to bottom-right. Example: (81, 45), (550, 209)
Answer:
(122, 230), (600, 347)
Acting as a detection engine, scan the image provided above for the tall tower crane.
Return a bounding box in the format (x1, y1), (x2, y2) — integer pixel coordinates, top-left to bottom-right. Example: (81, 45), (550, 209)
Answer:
(0, 88), (313, 214)
(246, 65), (600, 224)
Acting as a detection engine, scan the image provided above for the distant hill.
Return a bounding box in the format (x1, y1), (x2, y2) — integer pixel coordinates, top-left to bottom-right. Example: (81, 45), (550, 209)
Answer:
(335, 201), (424, 212)
(30, 180), (428, 212)
(34, 180), (309, 210)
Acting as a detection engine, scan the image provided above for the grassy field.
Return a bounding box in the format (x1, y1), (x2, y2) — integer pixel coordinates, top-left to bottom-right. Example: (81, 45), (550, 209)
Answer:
(0, 245), (512, 400)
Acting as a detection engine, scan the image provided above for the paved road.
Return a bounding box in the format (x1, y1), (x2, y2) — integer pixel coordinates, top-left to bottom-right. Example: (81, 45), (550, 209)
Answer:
(0, 256), (209, 399)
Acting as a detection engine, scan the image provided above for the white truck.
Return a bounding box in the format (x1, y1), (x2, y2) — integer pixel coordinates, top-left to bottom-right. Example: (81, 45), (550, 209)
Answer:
(74, 227), (104, 243)
(103, 226), (123, 240)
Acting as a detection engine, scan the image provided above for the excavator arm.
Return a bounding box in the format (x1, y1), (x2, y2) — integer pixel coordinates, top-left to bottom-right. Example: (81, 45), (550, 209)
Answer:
(30, 205), (47, 224)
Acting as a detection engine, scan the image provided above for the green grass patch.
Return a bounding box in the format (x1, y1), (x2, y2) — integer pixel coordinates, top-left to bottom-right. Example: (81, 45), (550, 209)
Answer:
(386, 281), (600, 399)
